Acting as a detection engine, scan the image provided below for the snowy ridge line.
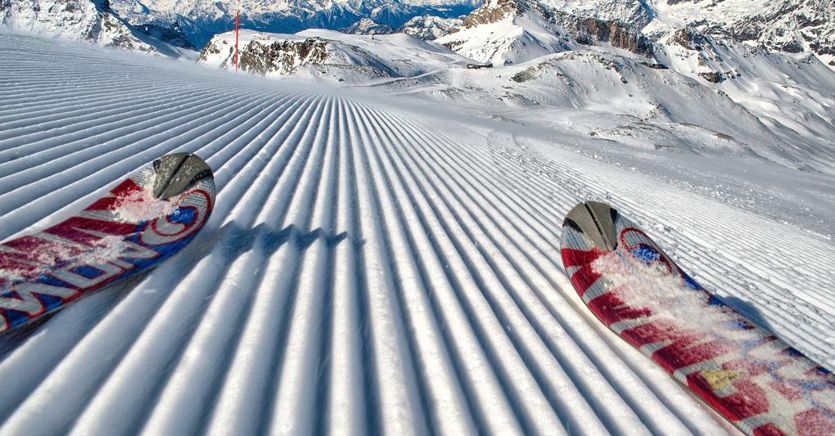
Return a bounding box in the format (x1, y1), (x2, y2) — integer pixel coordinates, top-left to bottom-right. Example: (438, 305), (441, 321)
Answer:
(0, 33), (832, 434)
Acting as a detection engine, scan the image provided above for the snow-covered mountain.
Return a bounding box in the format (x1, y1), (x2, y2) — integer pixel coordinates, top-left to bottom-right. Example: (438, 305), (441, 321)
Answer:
(198, 28), (470, 82)
(436, 0), (654, 65)
(0, 0), (478, 53)
(110, 0), (479, 47)
(644, 0), (834, 68)
(437, 0), (833, 70)
(195, 23), (834, 178)
(0, 0), (156, 52)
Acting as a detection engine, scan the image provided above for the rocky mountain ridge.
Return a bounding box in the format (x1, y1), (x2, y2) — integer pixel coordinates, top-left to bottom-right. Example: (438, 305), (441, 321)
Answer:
(439, 0), (832, 69)
(3, 0), (831, 72)
(198, 28), (470, 82)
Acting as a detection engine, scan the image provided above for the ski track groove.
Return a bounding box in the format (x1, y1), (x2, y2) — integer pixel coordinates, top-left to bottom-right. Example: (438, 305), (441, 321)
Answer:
(364, 114), (536, 434)
(381, 117), (715, 434)
(325, 98), (367, 436)
(364, 104), (626, 434)
(370, 107), (684, 432)
(351, 101), (480, 436)
(1, 34), (833, 435)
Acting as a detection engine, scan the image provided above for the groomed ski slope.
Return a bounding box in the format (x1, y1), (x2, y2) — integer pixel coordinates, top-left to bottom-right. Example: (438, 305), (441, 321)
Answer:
(0, 33), (833, 435)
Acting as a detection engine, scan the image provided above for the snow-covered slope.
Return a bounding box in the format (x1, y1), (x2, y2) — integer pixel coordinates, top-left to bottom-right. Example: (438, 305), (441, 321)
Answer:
(1, 32), (834, 435)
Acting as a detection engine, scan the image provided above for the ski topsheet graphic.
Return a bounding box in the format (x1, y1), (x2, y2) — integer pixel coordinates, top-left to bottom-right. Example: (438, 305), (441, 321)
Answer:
(561, 201), (835, 435)
(0, 153), (215, 334)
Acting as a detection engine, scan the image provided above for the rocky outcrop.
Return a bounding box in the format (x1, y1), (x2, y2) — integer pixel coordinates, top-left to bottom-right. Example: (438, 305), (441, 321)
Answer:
(238, 38), (328, 75)
(459, 0), (520, 28)
(561, 15), (653, 56)
(199, 33), (331, 75)
(443, 0), (833, 74)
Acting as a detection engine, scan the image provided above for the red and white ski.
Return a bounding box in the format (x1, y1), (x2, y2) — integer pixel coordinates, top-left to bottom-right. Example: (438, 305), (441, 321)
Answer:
(561, 201), (835, 435)
(0, 153), (215, 334)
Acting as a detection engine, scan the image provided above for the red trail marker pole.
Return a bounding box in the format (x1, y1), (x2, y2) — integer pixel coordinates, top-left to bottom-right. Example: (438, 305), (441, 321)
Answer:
(235, 11), (240, 72)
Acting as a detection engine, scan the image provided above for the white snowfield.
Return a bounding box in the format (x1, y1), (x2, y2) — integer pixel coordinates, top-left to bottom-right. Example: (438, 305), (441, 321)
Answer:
(0, 33), (833, 435)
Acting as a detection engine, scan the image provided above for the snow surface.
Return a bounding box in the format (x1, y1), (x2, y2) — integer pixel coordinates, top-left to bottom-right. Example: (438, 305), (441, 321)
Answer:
(0, 32), (834, 435)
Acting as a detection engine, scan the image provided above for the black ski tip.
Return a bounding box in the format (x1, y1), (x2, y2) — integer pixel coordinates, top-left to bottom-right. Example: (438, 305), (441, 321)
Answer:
(564, 201), (619, 250)
(152, 153), (213, 200)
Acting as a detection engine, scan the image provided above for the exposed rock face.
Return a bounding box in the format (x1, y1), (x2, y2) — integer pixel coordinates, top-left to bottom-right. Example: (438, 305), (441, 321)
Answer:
(728, 0), (832, 58)
(197, 31), (406, 81)
(459, 0), (520, 28)
(562, 16), (653, 56)
(198, 33), (330, 74)
(237, 38), (329, 75)
(651, 0), (833, 70)
(443, 0), (833, 73)
(1, 0), (156, 52)
(699, 71), (724, 83)
(134, 19), (195, 49)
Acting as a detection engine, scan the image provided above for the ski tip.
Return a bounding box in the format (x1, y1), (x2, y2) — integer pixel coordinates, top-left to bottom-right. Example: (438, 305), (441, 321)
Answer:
(152, 153), (213, 200)
(563, 201), (619, 251)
